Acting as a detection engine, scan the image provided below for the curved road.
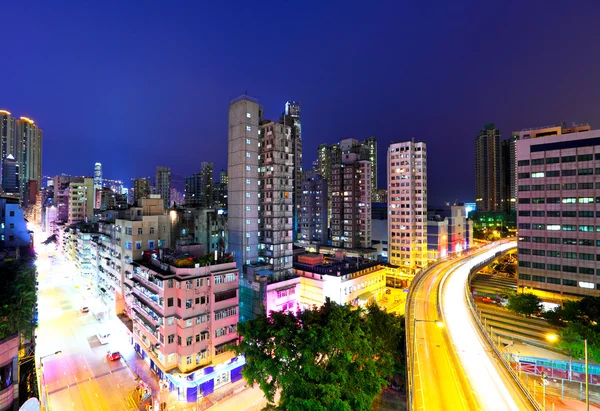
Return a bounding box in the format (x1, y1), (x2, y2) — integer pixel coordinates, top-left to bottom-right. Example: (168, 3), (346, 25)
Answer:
(407, 242), (536, 411)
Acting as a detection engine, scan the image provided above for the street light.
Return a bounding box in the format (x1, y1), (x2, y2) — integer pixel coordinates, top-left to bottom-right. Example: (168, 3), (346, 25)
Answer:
(546, 333), (588, 411)
(39, 351), (62, 411)
(411, 319), (444, 407)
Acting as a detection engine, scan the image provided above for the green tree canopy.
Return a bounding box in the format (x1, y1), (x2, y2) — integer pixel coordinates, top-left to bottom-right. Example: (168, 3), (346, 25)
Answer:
(232, 300), (404, 411)
(506, 293), (542, 317)
(0, 261), (37, 341)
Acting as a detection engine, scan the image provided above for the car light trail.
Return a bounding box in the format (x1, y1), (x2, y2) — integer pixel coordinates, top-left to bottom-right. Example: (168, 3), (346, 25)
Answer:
(441, 242), (526, 411)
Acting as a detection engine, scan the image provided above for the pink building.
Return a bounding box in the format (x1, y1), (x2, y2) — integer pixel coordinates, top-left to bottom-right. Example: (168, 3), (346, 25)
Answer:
(0, 334), (19, 410)
(123, 248), (243, 403)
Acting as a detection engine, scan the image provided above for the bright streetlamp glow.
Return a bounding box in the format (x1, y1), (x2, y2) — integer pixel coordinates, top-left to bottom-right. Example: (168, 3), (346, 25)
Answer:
(545, 334), (558, 342)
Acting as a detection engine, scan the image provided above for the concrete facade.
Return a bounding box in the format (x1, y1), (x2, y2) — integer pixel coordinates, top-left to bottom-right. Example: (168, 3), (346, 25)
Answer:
(387, 140), (427, 273)
(299, 171), (328, 245)
(516, 129), (600, 297)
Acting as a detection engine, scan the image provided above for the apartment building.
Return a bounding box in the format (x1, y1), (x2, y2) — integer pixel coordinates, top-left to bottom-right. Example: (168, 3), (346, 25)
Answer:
(516, 129), (600, 297)
(155, 167), (171, 210)
(387, 140), (427, 273)
(123, 248), (243, 402)
(67, 178), (94, 225)
(228, 96), (300, 322)
(330, 151), (372, 249)
(475, 123), (502, 212)
(299, 171), (328, 245)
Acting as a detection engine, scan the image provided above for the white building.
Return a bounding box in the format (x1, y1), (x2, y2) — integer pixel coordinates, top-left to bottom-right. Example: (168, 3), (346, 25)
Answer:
(387, 140), (427, 274)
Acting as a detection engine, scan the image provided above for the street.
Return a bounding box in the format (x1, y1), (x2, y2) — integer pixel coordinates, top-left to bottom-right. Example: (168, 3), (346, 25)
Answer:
(35, 241), (139, 411)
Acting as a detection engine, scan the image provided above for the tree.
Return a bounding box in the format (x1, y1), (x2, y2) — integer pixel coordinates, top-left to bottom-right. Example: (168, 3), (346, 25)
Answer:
(0, 262), (37, 341)
(506, 293), (542, 317)
(232, 300), (403, 411)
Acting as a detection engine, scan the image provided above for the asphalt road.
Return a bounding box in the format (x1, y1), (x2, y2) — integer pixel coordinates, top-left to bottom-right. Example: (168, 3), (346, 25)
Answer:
(407, 243), (536, 411)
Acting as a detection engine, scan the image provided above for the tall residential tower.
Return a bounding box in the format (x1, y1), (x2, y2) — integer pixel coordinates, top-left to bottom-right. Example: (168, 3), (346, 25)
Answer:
(475, 123), (502, 212)
(388, 140), (427, 273)
(155, 166), (171, 210)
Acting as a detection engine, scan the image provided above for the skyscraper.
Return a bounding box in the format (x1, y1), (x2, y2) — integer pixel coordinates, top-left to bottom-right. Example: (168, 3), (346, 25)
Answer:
(475, 123), (502, 212)
(155, 166), (171, 209)
(0, 110), (17, 187)
(388, 140), (427, 273)
(300, 171), (328, 245)
(14, 116), (43, 203)
(133, 178), (150, 204)
(281, 101), (303, 239)
(502, 134), (518, 212)
(94, 162), (103, 190)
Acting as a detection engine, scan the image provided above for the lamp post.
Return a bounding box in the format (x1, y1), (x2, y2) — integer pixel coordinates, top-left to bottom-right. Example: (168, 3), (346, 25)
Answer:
(546, 333), (588, 411)
(39, 351), (62, 411)
(411, 319), (444, 408)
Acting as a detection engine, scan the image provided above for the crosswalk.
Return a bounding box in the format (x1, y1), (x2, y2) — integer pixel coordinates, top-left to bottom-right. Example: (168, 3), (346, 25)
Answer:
(126, 393), (139, 410)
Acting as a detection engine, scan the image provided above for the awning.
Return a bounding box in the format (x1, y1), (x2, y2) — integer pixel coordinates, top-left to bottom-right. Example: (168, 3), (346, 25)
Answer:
(357, 290), (376, 301)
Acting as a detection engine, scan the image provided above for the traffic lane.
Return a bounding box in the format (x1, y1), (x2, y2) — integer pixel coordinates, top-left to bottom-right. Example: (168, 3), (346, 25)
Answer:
(442, 246), (532, 411)
(421, 264), (472, 410)
(412, 263), (471, 410)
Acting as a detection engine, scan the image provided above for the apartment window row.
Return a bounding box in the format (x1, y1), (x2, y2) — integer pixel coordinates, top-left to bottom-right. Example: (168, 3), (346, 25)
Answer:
(215, 324), (237, 338)
(215, 306), (237, 321)
(518, 197), (600, 204)
(214, 273), (237, 284)
(518, 154), (600, 167)
(519, 183), (598, 192)
(519, 274), (599, 288)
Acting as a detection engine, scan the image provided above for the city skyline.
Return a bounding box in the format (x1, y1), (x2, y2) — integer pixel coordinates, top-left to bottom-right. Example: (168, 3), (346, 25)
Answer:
(3, 1), (600, 204)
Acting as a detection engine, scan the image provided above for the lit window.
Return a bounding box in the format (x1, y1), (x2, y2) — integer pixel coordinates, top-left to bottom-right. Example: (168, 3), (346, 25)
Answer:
(246, 165), (251, 171)
(246, 112), (251, 118)
(246, 193), (251, 198)
(246, 179), (251, 184)
(246, 138), (251, 145)
(531, 172), (545, 178)
(246, 126), (251, 132)
(246, 206), (251, 211)
(246, 219), (250, 225)
(546, 225), (561, 231)
(246, 152), (251, 158)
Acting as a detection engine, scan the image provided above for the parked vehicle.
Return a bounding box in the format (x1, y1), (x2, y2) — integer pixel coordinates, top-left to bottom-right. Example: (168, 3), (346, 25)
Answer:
(106, 350), (121, 361)
(80, 306), (90, 313)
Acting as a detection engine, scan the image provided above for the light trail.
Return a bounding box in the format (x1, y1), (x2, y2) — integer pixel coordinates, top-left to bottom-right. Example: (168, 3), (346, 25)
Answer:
(440, 242), (534, 411)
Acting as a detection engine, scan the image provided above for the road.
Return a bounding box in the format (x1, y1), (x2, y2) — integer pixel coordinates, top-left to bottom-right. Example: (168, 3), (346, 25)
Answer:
(407, 242), (536, 411)
(35, 238), (139, 411)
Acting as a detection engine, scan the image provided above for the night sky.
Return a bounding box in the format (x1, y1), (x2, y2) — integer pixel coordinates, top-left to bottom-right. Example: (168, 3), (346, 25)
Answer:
(3, 1), (600, 204)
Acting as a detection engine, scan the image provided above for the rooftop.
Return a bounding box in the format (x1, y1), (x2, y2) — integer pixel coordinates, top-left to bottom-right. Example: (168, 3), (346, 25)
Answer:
(293, 258), (380, 276)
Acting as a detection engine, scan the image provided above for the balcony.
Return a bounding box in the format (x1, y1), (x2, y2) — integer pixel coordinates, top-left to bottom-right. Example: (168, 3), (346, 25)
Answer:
(132, 298), (163, 327)
(133, 314), (159, 341)
(131, 281), (164, 313)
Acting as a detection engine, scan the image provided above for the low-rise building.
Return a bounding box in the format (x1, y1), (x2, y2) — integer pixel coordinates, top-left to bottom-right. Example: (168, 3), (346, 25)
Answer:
(293, 253), (385, 309)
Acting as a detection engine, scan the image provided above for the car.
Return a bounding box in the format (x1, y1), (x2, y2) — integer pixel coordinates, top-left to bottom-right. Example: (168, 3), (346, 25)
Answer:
(107, 351), (121, 361)
(80, 306), (90, 313)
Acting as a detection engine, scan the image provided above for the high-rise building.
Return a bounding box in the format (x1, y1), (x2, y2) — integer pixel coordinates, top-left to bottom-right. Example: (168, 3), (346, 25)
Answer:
(219, 169), (228, 185)
(134, 178), (151, 204)
(317, 144), (332, 183)
(258, 120), (294, 276)
(362, 137), (378, 201)
(388, 140), (427, 273)
(16, 116), (43, 202)
(228, 95), (261, 272)
(184, 162), (213, 207)
(330, 152), (372, 249)
(67, 177), (94, 225)
(281, 101), (303, 239)
(2, 154), (19, 193)
(155, 166), (171, 209)
(475, 123), (502, 212)
(516, 128), (600, 297)
(213, 169), (228, 209)
(299, 171), (328, 245)
(502, 134), (519, 212)
(228, 95), (299, 323)
(94, 162), (103, 190)
(0, 110), (17, 188)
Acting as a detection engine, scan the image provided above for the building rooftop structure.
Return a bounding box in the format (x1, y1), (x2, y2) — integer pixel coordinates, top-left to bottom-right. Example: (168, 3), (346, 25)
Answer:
(293, 253), (380, 276)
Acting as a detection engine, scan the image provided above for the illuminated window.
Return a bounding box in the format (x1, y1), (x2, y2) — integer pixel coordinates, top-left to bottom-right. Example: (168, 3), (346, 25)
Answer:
(531, 172), (544, 178)
(246, 126), (251, 132)
(246, 152), (251, 158)
(246, 112), (251, 118)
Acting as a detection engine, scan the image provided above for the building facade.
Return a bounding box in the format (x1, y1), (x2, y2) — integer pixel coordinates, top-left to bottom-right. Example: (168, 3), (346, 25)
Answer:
(516, 129), (600, 297)
(134, 178), (151, 204)
(387, 140), (427, 273)
(123, 250), (243, 403)
(16, 117), (43, 202)
(330, 155), (372, 249)
(281, 101), (303, 239)
(67, 178), (95, 225)
(299, 171), (328, 245)
(155, 167), (171, 210)
(475, 123), (502, 212)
